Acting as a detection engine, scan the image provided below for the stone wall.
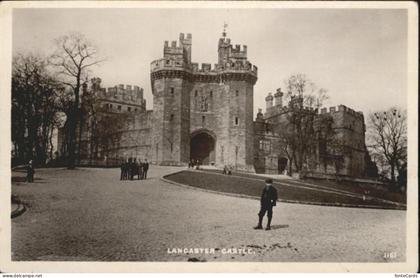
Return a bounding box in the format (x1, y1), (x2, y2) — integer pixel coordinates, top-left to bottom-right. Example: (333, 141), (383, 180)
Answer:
(150, 32), (257, 171)
(254, 93), (368, 178)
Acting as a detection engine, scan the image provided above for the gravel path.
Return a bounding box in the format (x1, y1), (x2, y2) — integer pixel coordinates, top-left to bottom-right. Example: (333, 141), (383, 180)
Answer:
(12, 166), (406, 262)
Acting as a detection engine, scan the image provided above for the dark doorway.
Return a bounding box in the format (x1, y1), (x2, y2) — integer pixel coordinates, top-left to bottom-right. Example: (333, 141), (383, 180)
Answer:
(190, 132), (215, 165)
(278, 157), (288, 174)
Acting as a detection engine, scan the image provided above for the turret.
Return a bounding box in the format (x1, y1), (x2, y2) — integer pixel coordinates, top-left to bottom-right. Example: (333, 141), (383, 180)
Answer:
(179, 33), (192, 64)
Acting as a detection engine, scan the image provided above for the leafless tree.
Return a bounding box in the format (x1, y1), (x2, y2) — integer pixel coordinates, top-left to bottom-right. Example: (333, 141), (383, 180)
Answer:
(49, 33), (104, 168)
(284, 73), (329, 109)
(367, 107), (407, 184)
(278, 74), (330, 175)
(12, 53), (62, 166)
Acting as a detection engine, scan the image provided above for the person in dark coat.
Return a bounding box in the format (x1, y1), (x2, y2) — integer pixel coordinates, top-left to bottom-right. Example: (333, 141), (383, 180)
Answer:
(120, 160), (126, 180)
(121, 159), (129, 180)
(142, 159), (149, 179)
(134, 158), (142, 180)
(254, 178), (278, 230)
(26, 160), (34, 182)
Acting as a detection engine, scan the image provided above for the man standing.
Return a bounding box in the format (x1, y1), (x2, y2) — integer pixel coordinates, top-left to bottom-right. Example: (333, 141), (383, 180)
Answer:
(26, 160), (34, 182)
(138, 159), (143, 180)
(142, 159), (149, 179)
(254, 178), (278, 230)
(120, 160), (126, 180)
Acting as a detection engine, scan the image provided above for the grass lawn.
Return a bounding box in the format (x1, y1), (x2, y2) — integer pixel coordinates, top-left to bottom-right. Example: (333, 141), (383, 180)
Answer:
(203, 169), (406, 204)
(164, 170), (406, 210)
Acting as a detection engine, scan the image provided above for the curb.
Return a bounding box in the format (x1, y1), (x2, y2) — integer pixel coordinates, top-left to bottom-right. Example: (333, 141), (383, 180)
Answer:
(161, 175), (406, 211)
(11, 203), (26, 218)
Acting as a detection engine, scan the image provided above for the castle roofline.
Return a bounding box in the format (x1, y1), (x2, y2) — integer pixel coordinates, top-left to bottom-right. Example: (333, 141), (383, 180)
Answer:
(150, 58), (258, 77)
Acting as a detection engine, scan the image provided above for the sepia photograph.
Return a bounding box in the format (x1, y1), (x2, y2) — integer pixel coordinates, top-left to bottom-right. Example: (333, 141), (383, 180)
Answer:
(0, 1), (418, 273)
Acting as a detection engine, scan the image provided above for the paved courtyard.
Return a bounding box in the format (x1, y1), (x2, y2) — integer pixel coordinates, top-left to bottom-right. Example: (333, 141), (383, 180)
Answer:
(12, 166), (406, 262)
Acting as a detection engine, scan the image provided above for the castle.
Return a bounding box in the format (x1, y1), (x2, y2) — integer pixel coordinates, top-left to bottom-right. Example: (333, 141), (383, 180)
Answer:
(67, 31), (372, 178)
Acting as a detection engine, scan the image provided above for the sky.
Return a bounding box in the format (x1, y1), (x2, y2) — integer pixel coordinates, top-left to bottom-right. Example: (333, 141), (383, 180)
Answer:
(13, 8), (407, 117)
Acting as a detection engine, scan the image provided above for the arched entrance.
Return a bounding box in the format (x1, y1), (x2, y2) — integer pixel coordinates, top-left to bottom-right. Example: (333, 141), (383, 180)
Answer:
(278, 157), (288, 174)
(190, 131), (216, 165)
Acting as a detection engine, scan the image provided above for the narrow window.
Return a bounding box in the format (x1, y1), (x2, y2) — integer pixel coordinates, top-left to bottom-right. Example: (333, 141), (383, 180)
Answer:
(235, 90), (239, 96)
(170, 114), (174, 121)
(128, 107), (131, 112)
(195, 90), (198, 97)
(135, 108), (138, 112)
(110, 104), (113, 109)
(118, 105), (122, 111)
(202, 115), (205, 124)
(210, 91), (213, 97)
(170, 87), (174, 95)
(235, 117), (239, 125)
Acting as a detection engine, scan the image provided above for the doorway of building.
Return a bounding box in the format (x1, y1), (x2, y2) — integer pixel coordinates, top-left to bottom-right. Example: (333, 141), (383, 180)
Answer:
(278, 157), (288, 174)
(190, 132), (215, 165)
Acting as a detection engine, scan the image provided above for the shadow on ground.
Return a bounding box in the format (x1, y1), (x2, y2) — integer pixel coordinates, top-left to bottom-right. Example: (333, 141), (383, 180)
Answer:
(270, 224), (289, 230)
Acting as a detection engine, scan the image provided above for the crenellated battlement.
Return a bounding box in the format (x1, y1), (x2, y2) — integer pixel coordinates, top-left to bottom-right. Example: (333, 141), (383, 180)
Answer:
(151, 58), (188, 71)
(318, 104), (364, 120)
(230, 44), (247, 60)
(164, 40), (184, 55)
(151, 32), (257, 86)
(179, 33), (192, 43)
(99, 84), (145, 106)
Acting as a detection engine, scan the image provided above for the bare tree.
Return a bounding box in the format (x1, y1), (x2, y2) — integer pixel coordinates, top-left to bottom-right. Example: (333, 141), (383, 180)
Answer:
(367, 107), (407, 184)
(12, 53), (62, 166)
(277, 74), (330, 175)
(49, 33), (104, 168)
(284, 73), (329, 109)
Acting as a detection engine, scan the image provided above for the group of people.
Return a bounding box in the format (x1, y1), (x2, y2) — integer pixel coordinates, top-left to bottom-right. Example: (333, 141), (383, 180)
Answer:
(222, 165), (232, 175)
(120, 158), (149, 181)
(187, 159), (201, 169)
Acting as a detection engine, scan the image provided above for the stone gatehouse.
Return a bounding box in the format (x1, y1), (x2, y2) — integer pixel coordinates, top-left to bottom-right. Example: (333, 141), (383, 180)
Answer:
(65, 31), (372, 178)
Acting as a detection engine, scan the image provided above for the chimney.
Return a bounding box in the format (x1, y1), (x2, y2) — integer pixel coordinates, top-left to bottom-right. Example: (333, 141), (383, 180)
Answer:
(265, 93), (274, 109)
(274, 88), (284, 107)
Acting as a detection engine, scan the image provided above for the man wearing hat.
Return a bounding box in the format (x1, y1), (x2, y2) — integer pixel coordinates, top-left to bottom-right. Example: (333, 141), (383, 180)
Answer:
(254, 178), (278, 230)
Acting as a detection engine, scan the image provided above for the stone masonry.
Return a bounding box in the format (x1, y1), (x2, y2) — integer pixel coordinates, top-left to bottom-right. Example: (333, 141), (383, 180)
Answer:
(66, 31), (370, 178)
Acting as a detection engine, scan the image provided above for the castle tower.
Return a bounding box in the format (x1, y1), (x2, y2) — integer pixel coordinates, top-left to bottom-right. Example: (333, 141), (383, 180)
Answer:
(150, 31), (257, 170)
(179, 33), (192, 64)
(150, 33), (193, 165)
(214, 28), (257, 171)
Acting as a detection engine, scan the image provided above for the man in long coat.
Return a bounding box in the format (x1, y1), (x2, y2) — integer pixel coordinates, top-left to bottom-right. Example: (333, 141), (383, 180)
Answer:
(142, 159), (149, 179)
(254, 178), (278, 230)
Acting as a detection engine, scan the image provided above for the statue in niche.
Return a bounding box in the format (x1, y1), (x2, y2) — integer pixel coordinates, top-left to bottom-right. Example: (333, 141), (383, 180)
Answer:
(199, 95), (208, 112)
